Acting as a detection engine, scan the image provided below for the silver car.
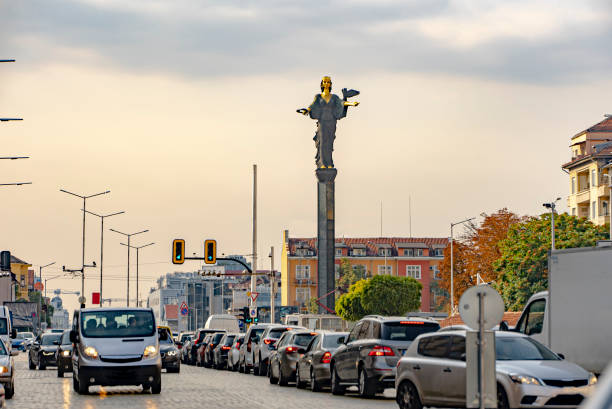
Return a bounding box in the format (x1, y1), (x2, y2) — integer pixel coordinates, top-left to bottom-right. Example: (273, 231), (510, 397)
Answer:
(395, 330), (597, 409)
(0, 340), (16, 399)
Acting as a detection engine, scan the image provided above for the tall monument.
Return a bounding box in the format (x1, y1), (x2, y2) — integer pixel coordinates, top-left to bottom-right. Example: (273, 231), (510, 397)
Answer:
(297, 76), (359, 313)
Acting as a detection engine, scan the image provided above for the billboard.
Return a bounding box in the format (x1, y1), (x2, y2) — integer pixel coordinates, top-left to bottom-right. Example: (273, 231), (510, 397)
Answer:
(4, 301), (38, 330)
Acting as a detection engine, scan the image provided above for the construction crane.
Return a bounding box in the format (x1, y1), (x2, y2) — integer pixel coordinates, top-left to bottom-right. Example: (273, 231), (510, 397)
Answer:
(53, 289), (80, 296)
(101, 298), (127, 306)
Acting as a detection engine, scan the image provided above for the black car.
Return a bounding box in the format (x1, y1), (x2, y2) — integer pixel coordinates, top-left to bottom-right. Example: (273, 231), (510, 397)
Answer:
(268, 330), (318, 386)
(56, 330), (73, 377)
(158, 327), (180, 373)
(203, 332), (226, 368)
(189, 329), (219, 365)
(329, 315), (440, 397)
(212, 333), (237, 370)
(296, 331), (348, 391)
(28, 333), (62, 370)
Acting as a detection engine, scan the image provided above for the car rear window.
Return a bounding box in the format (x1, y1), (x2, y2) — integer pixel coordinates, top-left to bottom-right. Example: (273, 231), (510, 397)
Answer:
(268, 328), (289, 339)
(293, 333), (316, 347)
(323, 334), (346, 348)
(250, 328), (266, 340)
(223, 335), (236, 346)
(381, 321), (440, 341)
(212, 333), (224, 343)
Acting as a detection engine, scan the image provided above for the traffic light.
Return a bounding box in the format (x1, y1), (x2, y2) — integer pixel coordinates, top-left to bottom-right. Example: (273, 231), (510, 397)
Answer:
(253, 308), (259, 324)
(238, 306), (249, 325)
(204, 239), (216, 265)
(0, 251), (10, 272)
(172, 239), (185, 264)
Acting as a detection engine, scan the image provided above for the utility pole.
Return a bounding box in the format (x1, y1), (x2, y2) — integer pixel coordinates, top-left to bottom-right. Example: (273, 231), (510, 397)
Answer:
(251, 165), (257, 320)
(110, 228), (149, 306)
(60, 189), (110, 307)
(269, 246), (275, 324)
(84, 210), (124, 304)
(120, 242), (154, 307)
(38, 262), (55, 333)
(543, 198), (561, 251)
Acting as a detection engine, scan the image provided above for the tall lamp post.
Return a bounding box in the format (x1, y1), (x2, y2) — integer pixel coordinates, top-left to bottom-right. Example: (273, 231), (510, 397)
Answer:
(450, 217), (475, 315)
(84, 210), (125, 304)
(60, 189), (110, 302)
(110, 228), (148, 307)
(119, 241), (154, 306)
(38, 262), (55, 333)
(543, 198), (561, 251)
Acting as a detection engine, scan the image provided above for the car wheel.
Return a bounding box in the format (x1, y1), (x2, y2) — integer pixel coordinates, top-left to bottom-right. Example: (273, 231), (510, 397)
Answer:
(310, 367), (322, 392)
(296, 366), (306, 389)
(331, 366), (345, 396)
(268, 361), (278, 384)
(72, 373), (79, 392)
(58, 368), (64, 378)
(358, 366), (375, 398)
(4, 380), (14, 399)
(278, 363), (288, 387)
(38, 361), (46, 371)
(151, 377), (162, 394)
(497, 384), (510, 409)
(28, 357), (35, 370)
(396, 381), (422, 409)
(253, 356), (260, 376)
(260, 357), (268, 377)
(77, 374), (89, 395)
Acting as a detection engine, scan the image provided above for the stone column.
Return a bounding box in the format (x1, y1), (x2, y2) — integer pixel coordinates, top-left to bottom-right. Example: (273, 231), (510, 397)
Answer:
(316, 168), (337, 313)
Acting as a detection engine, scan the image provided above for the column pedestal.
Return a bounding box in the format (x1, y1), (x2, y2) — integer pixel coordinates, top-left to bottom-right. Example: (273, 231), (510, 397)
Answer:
(316, 168), (337, 314)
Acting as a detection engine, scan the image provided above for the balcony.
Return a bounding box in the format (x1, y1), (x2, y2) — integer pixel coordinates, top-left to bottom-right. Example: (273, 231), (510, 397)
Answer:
(575, 189), (590, 204)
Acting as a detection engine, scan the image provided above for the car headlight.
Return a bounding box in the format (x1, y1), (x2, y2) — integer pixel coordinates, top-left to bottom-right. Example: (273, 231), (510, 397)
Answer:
(589, 373), (598, 385)
(0, 366), (8, 374)
(144, 345), (158, 358)
(167, 350), (177, 356)
(42, 351), (54, 356)
(510, 374), (542, 385)
(62, 350), (71, 357)
(83, 346), (99, 359)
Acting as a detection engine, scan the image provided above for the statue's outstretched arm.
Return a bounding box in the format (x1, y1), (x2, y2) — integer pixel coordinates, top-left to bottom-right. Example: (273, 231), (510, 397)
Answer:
(297, 96), (318, 115)
(343, 101), (359, 107)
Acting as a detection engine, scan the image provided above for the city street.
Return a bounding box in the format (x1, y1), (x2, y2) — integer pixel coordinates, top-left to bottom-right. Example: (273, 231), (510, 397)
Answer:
(8, 353), (396, 409)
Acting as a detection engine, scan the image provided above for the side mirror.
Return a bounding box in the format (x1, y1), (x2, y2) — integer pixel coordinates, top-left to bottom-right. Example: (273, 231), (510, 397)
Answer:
(557, 353), (565, 360)
(10, 350), (18, 357)
(337, 336), (345, 344)
(253, 336), (260, 344)
(69, 330), (78, 343)
(10, 329), (16, 339)
(499, 321), (509, 331)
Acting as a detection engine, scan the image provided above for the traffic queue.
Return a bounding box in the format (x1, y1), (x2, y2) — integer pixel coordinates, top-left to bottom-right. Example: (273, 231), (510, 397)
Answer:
(178, 314), (599, 409)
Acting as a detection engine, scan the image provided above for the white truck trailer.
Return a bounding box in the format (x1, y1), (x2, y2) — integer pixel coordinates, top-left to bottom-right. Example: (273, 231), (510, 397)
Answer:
(510, 244), (612, 374)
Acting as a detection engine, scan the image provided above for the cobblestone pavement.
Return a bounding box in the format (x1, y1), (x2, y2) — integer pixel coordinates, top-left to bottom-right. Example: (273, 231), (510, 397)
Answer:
(8, 353), (397, 409)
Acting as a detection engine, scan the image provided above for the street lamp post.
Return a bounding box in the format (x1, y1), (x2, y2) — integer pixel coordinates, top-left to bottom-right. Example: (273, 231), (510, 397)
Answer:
(110, 228), (149, 307)
(60, 189), (110, 303)
(120, 242), (154, 306)
(38, 262), (55, 333)
(543, 198), (561, 251)
(84, 210), (125, 304)
(450, 217), (475, 315)
(268, 246), (275, 324)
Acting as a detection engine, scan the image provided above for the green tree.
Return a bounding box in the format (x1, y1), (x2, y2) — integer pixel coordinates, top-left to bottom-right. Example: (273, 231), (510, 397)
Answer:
(307, 297), (319, 314)
(335, 276), (422, 321)
(494, 213), (608, 311)
(336, 258), (367, 294)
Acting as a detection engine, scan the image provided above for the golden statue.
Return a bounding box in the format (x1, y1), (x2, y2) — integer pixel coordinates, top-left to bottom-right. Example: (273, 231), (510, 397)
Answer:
(297, 76), (359, 168)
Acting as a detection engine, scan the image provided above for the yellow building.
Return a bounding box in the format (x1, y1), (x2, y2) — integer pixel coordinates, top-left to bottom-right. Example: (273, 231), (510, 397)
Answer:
(11, 256), (32, 301)
(281, 230), (447, 313)
(562, 115), (612, 225)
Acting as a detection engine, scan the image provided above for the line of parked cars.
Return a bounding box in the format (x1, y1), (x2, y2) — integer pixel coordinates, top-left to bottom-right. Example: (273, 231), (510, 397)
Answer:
(181, 314), (600, 409)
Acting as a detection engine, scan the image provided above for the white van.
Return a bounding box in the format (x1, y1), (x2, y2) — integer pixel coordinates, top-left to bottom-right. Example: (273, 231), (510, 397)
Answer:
(70, 307), (161, 394)
(204, 314), (240, 333)
(0, 307), (16, 352)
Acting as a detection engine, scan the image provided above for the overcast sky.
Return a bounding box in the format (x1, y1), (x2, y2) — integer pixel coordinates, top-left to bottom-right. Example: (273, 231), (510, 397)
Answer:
(1, 0), (611, 314)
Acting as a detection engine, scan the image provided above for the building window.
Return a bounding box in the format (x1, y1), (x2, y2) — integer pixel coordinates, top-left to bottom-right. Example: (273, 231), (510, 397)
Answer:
(377, 265), (393, 275)
(20, 276), (25, 287)
(592, 201), (597, 219)
(406, 265), (421, 279)
(415, 249), (424, 257)
(603, 201), (609, 217)
(572, 207), (576, 216)
(592, 170), (597, 187)
(571, 177), (576, 194)
(432, 265), (440, 280)
(352, 248), (366, 256)
(335, 264), (340, 280)
(378, 248), (391, 256)
(433, 249), (444, 257)
(335, 248), (342, 256)
(295, 265), (310, 280)
(403, 249), (413, 256)
(296, 287), (310, 304)
(353, 264), (366, 275)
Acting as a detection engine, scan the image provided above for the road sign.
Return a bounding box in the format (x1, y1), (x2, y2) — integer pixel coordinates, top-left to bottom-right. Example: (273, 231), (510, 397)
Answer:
(250, 292), (259, 303)
(34, 282), (43, 291)
(78, 296), (86, 305)
(459, 284), (504, 330)
(92, 292), (100, 305)
(249, 307), (257, 318)
(180, 302), (189, 316)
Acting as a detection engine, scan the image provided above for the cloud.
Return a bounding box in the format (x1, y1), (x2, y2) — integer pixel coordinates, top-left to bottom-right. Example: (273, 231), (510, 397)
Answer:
(2, 0), (611, 83)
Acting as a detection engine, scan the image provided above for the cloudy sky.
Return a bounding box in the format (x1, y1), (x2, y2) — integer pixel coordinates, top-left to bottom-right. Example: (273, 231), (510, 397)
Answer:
(1, 0), (611, 313)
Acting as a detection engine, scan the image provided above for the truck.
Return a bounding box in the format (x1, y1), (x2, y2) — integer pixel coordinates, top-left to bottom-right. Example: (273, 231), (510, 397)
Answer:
(507, 244), (612, 374)
(4, 302), (37, 334)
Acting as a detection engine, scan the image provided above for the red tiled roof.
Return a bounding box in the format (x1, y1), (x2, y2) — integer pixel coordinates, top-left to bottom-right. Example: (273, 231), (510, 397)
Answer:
(440, 312), (521, 328)
(164, 304), (178, 320)
(573, 116), (612, 138)
(288, 237), (448, 256)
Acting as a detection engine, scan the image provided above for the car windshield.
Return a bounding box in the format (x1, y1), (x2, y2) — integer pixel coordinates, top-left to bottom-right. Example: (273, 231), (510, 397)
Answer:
(496, 336), (560, 361)
(61, 332), (71, 345)
(212, 333), (224, 344)
(223, 335), (236, 346)
(42, 334), (61, 346)
(382, 322), (440, 341)
(180, 334), (193, 343)
(158, 328), (174, 344)
(0, 318), (7, 335)
(81, 310), (155, 338)
(323, 334), (346, 348)
(293, 333), (316, 347)
(0, 341), (6, 355)
(17, 332), (33, 339)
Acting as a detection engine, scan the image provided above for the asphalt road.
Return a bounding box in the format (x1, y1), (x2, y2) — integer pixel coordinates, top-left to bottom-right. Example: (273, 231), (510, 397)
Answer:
(9, 353), (398, 409)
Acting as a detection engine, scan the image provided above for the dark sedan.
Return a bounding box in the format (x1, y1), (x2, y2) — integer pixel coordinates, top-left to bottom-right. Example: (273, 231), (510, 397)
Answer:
(159, 327), (180, 373)
(203, 332), (226, 368)
(28, 333), (61, 370)
(212, 333), (237, 370)
(190, 329), (219, 365)
(268, 330), (318, 386)
(296, 331), (348, 391)
(56, 330), (73, 377)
